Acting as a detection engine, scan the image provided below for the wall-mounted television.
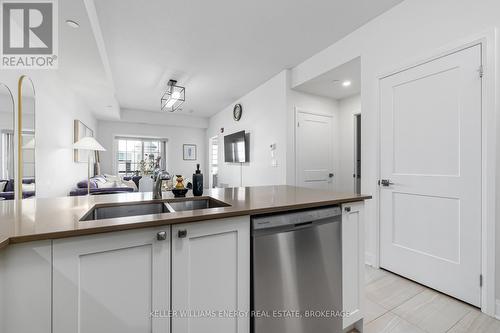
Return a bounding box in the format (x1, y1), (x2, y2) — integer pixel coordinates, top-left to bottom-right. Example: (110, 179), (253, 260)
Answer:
(224, 130), (247, 163)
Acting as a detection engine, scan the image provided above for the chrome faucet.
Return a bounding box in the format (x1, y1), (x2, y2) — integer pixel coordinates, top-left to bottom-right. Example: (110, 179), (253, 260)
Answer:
(153, 171), (170, 199)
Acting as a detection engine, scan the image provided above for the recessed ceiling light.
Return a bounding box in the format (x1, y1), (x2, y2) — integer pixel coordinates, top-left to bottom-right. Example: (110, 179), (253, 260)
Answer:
(65, 20), (80, 28)
(342, 80), (352, 87)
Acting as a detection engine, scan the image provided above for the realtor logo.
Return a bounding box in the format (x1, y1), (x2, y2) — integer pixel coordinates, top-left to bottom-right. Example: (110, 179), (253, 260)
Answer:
(1, 0), (58, 69)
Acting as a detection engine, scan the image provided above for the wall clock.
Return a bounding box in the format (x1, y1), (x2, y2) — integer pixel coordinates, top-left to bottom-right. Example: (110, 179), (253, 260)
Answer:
(233, 104), (243, 121)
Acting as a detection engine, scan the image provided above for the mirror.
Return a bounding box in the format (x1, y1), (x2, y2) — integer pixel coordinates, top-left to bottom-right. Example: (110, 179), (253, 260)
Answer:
(18, 76), (36, 199)
(0, 83), (15, 201)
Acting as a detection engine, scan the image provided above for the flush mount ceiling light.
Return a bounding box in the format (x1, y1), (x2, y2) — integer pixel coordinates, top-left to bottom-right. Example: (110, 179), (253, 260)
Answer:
(161, 80), (185, 112)
(65, 20), (80, 28)
(342, 80), (352, 87)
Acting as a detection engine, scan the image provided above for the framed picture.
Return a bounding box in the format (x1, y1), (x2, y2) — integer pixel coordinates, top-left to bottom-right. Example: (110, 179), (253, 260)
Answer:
(183, 144), (197, 160)
(74, 120), (94, 163)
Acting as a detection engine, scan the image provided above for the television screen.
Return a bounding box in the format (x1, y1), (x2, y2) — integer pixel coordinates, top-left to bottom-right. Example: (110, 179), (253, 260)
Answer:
(224, 131), (247, 163)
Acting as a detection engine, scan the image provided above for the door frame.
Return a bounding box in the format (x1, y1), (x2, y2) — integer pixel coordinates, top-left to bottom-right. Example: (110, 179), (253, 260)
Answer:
(208, 135), (218, 188)
(294, 107), (334, 188)
(375, 30), (497, 316)
(353, 112), (361, 194)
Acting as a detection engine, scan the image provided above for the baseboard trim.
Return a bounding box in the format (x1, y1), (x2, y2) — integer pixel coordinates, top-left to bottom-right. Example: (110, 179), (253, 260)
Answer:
(365, 252), (375, 267)
(496, 299), (500, 320)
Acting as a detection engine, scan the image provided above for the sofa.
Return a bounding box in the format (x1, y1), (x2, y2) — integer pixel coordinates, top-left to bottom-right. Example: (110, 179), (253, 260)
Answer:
(0, 179), (36, 200)
(69, 175), (142, 196)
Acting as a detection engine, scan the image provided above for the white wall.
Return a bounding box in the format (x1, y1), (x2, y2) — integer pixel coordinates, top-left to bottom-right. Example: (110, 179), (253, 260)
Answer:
(291, 0), (500, 308)
(338, 95), (361, 193)
(97, 121), (207, 183)
(208, 72), (344, 191)
(0, 72), (97, 197)
(207, 71), (288, 187)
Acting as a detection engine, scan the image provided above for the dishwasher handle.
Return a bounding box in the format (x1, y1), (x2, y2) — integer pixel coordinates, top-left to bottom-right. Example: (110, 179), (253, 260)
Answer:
(294, 221), (313, 228)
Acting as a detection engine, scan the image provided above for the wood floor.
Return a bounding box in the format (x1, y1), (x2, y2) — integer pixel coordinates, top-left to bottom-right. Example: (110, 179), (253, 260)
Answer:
(361, 266), (500, 333)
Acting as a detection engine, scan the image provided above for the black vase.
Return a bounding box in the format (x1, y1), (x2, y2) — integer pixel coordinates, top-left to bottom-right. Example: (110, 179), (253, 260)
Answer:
(192, 164), (203, 196)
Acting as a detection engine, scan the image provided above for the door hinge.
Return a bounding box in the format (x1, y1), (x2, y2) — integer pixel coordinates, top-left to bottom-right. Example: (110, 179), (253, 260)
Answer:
(478, 65), (484, 78)
(479, 274), (483, 287)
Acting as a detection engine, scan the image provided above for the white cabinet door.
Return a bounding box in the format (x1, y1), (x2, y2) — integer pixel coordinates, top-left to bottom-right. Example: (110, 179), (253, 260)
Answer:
(341, 202), (364, 329)
(172, 216), (250, 333)
(53, 227), (170, 333)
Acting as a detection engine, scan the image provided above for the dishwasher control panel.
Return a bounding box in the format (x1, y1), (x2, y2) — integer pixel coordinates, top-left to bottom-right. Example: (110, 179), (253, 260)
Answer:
(252, 206), (341, 230)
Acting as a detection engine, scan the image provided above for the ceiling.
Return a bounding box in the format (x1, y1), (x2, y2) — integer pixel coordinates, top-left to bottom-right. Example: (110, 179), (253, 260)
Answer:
(294, 57), (361, 100)
(58, 0), (119, 118)
(85, 0), (403, 117)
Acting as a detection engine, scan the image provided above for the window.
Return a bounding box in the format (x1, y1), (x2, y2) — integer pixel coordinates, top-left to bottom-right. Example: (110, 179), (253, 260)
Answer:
(116, 137), (167, 176)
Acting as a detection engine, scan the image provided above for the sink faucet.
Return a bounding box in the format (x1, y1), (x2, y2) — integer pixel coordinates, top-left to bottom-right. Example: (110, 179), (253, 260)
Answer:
(153, 171), (170, 199)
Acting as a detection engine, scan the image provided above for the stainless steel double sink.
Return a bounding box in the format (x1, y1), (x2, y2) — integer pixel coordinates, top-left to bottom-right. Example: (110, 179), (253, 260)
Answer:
(80, 197), (230, 221)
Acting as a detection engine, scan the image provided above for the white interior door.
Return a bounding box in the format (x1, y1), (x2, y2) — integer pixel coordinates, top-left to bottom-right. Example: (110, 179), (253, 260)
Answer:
(379, 45), (482, 306)
(296, 111), (334, 190)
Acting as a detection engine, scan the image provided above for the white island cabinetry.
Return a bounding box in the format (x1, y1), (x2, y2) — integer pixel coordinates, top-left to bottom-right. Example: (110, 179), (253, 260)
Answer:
(342, 201), (365, 331)
(51, 216), (250, 333)
(0, 241), (52, 333)
(0, 202), (366, 333)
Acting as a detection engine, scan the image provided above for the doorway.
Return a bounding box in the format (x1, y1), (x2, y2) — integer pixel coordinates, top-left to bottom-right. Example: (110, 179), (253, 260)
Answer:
(209, 136), (218, 188)
(293, 57), (362, 193)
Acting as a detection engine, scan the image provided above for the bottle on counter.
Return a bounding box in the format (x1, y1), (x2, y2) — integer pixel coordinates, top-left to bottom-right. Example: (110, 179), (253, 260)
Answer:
(192, 164), (203, 196)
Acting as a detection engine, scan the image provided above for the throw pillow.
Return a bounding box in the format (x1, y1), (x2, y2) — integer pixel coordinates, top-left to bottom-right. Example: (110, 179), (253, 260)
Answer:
(77, 179), (97, 189)
(22, 183), (35, 192)
(104, 174), (120, 182)
(93, 176), (107, 184)
(97, 181), (117, 189)
(122, 179), (138, 192)
(104, 174), (125, 187)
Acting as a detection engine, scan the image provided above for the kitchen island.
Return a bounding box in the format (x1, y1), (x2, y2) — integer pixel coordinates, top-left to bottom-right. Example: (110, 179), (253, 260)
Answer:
(0, 185), (370, 333)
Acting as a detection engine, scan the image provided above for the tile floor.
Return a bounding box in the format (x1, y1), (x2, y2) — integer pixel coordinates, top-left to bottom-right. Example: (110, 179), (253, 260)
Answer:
(360, 266), (500, 333)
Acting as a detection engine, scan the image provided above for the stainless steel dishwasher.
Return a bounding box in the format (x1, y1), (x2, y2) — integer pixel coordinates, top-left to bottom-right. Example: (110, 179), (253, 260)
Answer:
(252, 206), (342, 333)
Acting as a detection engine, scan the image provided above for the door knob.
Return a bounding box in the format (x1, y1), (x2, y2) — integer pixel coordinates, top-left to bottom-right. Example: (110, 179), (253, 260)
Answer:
(178, 229), (187, 238)
(157, 231), (167, 241)
(380, 179), (395, 187)
(329, 173), (334, 178)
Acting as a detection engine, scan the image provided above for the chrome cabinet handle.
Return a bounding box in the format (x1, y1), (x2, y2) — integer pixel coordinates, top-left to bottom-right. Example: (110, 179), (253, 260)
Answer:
(157, 231), (167, 241)
(178, 229), (187, 238)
